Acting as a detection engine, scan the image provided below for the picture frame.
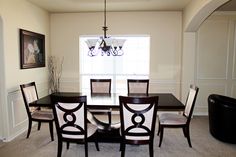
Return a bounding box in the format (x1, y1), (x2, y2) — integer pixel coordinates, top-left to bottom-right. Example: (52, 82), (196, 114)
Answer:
(20, 29), (45, 69)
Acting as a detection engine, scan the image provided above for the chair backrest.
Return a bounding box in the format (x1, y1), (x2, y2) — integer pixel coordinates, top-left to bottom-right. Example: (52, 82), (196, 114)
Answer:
(90, 79), (111, 94)
(127, 79), (149, 94)
(20, 82), (39, 116)
(119, 96), (159, 143)
(51, 95), (87, 139)
(183, 85), (199, 122)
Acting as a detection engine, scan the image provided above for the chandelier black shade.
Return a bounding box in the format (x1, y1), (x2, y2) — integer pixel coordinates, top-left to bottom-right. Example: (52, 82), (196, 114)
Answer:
(85, 0), (126, 57)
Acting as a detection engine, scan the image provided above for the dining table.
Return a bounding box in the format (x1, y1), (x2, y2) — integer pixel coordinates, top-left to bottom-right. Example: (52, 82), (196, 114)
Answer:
(29, 92), (185, 143)
(30, 92), (184, 111)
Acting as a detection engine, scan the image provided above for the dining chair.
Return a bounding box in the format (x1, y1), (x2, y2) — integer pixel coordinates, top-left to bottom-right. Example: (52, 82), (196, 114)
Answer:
(157, 85), (199, 147)
(119, 96), (159, 157)
(127, 79), (149, 95)
(90, 79), (112, 125)
(51, 95), (99, 157)
(20, 82), (54, 141)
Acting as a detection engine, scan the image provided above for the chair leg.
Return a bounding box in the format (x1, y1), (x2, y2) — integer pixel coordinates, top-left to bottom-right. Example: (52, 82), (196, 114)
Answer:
(182, 127), (187, 137)
(157, 120), (161, 136)
(26, 120), (32, 138)
(85, 142), (88, 157)
(185, 126), (192, 147)
(94, 132), (100, 151)
(57, 140), (63, 157)
(108, 110), (112, 125)
(149, 142), (154, 157)
(66, 142), (70, 149)
(158, 126), (164, 147)
(121, 143), (125, 157)
(120, 140), (125, 151)
(49, 121), (54, 141)
(38, 122), (41, 130)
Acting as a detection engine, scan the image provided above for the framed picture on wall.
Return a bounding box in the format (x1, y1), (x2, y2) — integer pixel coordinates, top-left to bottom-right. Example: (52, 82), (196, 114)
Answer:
(20, 29), (45, 69)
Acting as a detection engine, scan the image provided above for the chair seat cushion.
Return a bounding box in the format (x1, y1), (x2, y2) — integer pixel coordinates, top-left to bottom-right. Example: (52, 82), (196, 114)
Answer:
(62, 123), (97, 139)
(159, 113), (187, 125)
(119, 129), (149, 141)
(31, 110), (54, 120)
(125, 135), (149, 141)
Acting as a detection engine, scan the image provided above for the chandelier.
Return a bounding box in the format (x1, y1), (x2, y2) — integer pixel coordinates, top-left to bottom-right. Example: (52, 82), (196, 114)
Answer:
(85, 0), (126, 57)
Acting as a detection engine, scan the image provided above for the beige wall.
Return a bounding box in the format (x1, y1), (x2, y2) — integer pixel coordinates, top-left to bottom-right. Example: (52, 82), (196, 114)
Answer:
(0, 16), (4, 140)
(50, 11), (182, 95)
(182, 12), (236, 115)
(195, 12), (236, 114)
(0, 0), (50, 141)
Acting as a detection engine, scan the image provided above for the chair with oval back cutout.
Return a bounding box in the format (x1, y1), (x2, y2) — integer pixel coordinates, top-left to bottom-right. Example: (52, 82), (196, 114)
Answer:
(51, 95), (99, 157)
(119, 96), (159, 157)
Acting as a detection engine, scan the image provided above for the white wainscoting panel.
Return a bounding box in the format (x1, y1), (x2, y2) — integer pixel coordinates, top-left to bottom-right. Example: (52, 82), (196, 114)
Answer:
(7, 90), (28, 141)
(232, 84), (236, 97)
(233, 23), (236, 80)
(195, 83), (227, 115)
(196, 13), (236, 115)
(149, 80), (181, 98)
(197, 19), (229, 80)
(6, 82), (49, 141)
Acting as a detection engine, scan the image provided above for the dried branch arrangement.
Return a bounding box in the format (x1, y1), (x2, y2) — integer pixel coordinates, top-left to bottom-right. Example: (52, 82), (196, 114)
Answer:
(48, 56), (64, 93)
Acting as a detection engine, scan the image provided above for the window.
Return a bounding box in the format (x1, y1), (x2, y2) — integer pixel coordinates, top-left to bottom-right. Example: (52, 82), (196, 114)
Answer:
(79, 36), (150, 93)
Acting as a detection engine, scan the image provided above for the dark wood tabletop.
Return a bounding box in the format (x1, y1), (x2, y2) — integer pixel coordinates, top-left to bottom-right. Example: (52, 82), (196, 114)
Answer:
(30, 92), (184, 111)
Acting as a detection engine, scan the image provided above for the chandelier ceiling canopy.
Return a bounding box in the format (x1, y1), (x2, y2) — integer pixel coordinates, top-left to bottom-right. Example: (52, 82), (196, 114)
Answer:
(85, 0), (126, 57)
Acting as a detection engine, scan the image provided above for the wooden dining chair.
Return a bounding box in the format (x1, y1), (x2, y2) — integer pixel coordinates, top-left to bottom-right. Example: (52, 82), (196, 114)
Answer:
(127, 79), (149, 95)
(119, 96), (159, 157)
(51, 95), (99, 157)
(157, 85), (199, 147)
(90, 79), (112, 125)
(20, 82), (54, 141)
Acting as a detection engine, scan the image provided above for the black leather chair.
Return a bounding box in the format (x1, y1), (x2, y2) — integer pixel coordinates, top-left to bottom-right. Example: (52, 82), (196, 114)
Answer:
(208, 94), (236, 143)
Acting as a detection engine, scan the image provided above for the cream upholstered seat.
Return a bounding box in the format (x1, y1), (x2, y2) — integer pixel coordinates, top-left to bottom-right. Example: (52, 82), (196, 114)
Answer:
(159, 113), (187, 125)
(31, 110), (53, 120)
(119, 96), (159, 157)
(127, 79), (149, 94)
(157, 85), (199, 147)
(20, 82), (54, 140)
(51, 95), (99, 157)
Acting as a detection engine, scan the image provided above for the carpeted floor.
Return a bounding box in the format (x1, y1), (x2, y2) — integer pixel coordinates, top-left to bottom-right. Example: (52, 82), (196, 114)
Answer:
(0, 116), (236, 157)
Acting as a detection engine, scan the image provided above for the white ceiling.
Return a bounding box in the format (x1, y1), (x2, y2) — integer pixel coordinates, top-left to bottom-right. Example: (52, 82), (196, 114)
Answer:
(27, 0), (193, 13)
